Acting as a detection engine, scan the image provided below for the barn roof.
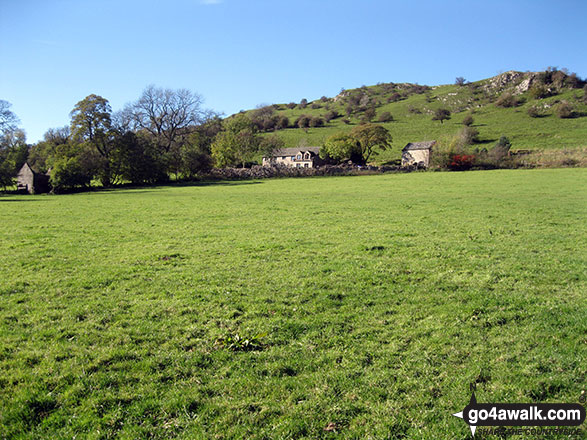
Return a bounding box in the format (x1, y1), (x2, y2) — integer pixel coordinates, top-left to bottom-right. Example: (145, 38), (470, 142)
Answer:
(402, 141), (436, 151)
(266, 147), (321, 157)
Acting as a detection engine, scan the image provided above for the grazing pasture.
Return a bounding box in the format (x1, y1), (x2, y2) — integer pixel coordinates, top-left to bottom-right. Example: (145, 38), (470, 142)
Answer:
(0, 169), (585, 439)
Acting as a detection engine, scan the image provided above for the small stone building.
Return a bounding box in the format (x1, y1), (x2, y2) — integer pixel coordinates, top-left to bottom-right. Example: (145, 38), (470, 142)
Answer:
(401, 141), (436, 168)
(16, 163), (51, 194)
(262, 147), (328, 168)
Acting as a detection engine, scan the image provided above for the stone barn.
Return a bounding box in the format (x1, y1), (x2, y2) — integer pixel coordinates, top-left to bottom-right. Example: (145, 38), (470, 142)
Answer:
(401, 141), (436, 168)
(16, 163), (51, 194)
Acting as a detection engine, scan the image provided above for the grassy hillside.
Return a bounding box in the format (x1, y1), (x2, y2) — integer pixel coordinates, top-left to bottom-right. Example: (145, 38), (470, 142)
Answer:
(240, 71), (587, 164)
(1, 169), (585, 439)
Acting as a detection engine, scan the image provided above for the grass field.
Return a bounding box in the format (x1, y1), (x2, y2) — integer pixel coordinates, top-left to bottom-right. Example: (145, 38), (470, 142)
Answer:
(0, 169), (585, 439)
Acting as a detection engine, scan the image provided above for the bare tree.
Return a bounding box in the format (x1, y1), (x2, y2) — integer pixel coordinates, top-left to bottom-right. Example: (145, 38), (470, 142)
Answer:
(0, 100), (20, 136)
(125, 85), (207, 153)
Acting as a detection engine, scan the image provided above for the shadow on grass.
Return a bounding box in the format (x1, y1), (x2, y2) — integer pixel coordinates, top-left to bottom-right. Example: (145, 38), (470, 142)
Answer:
(0, 198), (52, 202)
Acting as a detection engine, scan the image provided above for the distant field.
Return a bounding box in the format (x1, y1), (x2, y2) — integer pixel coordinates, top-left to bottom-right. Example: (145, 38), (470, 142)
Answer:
(0, 169), (585, 439)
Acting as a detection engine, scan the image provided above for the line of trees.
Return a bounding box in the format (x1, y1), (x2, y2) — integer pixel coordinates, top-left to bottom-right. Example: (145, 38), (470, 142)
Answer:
(1, 87), (286, 192)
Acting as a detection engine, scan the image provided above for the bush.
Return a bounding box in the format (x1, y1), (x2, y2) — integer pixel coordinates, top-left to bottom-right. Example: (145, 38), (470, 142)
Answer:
(311, 102), (321, 109)
(324, 110), (339, 122)
(527, 105), (543, 118)
(462, 114), (474, 126)
(299, 98), (308, 109)
(457, 126), (479, 146)
(377, 111), (393, 122)
(448, 154), (475, 171)
(362, 107), (376, 122)
(309, 116), (324, 128)
(529, 84), (552, 99)
(495, 92), (521, 108)
(287, 102), (296, 109)
(275, 115), (289, 130)
(556, 101), (575, 118)
(295, 115), (310, 128)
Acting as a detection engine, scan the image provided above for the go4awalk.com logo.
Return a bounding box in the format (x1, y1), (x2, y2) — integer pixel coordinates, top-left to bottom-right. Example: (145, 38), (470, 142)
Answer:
(453, 390), (585, 437)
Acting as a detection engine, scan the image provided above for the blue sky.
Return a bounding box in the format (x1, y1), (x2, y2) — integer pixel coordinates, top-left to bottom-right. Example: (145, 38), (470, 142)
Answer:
(1, 0), (586, 143)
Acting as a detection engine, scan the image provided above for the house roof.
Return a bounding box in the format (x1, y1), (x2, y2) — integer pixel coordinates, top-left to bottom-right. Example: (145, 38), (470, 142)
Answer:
(402, 141), (436, 151)
(267, 147), (321, 157)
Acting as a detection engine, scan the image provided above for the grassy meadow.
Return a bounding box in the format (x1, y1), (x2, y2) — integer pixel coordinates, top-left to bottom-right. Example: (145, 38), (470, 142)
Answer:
(0, 169), (586, 439)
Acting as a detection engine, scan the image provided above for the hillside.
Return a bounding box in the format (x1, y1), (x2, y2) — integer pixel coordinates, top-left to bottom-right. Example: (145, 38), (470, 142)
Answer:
(239, 70), (587, 164)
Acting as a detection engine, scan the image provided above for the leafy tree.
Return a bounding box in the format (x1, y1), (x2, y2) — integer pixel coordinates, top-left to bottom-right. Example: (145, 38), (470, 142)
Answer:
(70, 94), (113, 185)
(455, 77), (467, 86)
(295, 115), (310, 129)
(111, 131), (166, 184)
(29, 127), (70, 173)
(299, 98), (308, 109)
(432, 108), (451, 124)
(211, 114), (259, 168)
(321, 124), (392, 164)
(320, 132), (356, 163)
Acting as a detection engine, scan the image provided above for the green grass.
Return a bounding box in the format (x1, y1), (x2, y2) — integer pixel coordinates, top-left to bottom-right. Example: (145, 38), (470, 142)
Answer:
(252, 79), (587, 164)
(0, 169), (586, 439)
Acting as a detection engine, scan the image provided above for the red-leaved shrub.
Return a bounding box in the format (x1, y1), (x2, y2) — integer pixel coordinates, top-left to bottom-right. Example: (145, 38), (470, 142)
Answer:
(449, 154), (475, 171)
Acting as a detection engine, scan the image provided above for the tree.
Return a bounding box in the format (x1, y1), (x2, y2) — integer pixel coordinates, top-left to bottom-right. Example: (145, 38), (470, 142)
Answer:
(432, 108), (451, 124)
(125, 85), (207, 155)
(350, 124), (392, 163)
(0, 101), (25, 188)
(321, 124), (392, 164)
(455, 77), (467, 86)
(211, 114), (260, 168)
(320, 132), (357, 163)
(362, 107), (376, 123)
(0, 100), (19, 135)
(70, 94), (113, 185)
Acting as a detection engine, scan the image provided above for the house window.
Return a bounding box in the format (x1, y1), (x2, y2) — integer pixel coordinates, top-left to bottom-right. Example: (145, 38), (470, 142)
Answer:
(296, 163), (301, 168)
(296, 154), (302, 160)
(304, 152), (311, 159)
(291, 156), (295, 160)
(282, 156), (286, 160)
(304, 163), (309, 168)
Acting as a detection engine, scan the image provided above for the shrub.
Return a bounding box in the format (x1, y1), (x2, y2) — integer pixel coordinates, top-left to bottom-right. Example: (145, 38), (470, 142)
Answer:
(495, 92), (521, 108)
(458, 126), (479, 146)
(408, 106), (421, 114)
(342, 118), (351, 125)
(387, 92), (402, 102)
(462, 114), (474, 126)
(299, 98), (308, 109)
(295, 115), (310, 128)
(377, 111), (393, 122)
(362, 107), (376, 122)
(448, 154), (475, 171)
(320, 96), (329, 102)
(324, 110), (339, 122)
(311, 102), (321, 109)
(529, 84), (552, 99)
(275, 115), (290, 129)
(309, 116), (324, 128)
(287, 102), (296, 109)
(556, 101), (575, 118)
(527, 105), (543, 118)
